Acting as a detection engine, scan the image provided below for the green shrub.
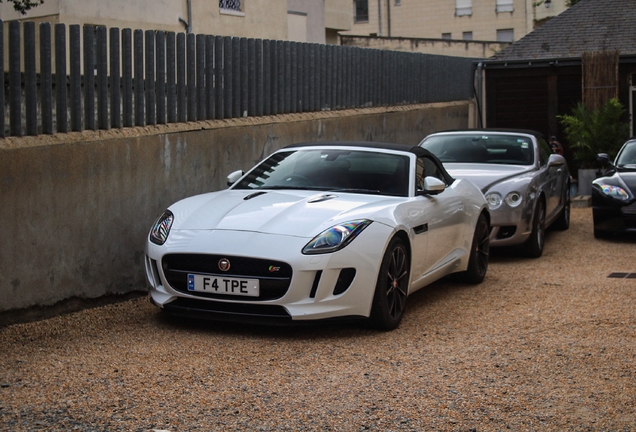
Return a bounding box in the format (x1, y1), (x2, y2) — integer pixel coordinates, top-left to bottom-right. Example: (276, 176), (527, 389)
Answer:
(558, 98), (629, 168)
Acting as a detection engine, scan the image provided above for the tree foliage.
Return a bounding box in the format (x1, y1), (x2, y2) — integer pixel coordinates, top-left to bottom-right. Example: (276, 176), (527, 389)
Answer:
(559, 99), (630, 168)
(0, 0), (43, 14)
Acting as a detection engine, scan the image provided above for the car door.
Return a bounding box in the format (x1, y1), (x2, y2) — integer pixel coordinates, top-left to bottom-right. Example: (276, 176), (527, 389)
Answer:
(411, 154), (466, 281)
(537, 137), (563, 218)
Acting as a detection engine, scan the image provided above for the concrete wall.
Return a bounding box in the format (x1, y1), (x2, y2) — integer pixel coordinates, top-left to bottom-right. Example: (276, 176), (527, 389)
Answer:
(0, 101), (475, 321)
(341, 35), (510, 59)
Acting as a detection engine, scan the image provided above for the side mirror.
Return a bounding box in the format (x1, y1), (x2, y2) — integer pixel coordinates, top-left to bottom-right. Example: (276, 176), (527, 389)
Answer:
(417, 176), (446, 196)
(227, 170), (244, 187)
(548, 153), (566, 167)
(597, 153), (612, 165)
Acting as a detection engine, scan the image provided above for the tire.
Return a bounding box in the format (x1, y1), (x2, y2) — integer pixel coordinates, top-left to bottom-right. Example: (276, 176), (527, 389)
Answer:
(459, 212), (490, 284)
(552, 183), (570, 231)
(522, 199), (546, 258)
(369, 237), (410, 331)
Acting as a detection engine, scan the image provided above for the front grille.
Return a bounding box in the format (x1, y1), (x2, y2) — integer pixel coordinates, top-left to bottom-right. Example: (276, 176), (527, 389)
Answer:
(163, 297), (292, 324)
(162, 254), (293, 301)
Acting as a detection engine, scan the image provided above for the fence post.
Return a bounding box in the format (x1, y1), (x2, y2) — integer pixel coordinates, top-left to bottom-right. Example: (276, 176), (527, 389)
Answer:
(223, 36), (232, 119)
(240, 37), (248, 117)
(206, 35), (215, 120)
(122, 28), (133, 127)
(69, 24), (82, 132)
(156, 31), (166, 125)
(96, 26), (109, 130)
(166, 32), (176, 124)
(110, 28), (121, 129)
(134, 29), (145, 127)
(255, 39), (263, 117)
(145, 29), (156, 126)
(283, 41), (290, 114)
(187, 33), (196, 121)
(24, 22), (37, 136)
(196, 33), (205, 121)
(214, 35), (224, 119)
(40, 22), (53, 135)
(176, 32), (186, 123)
(248, 38), (256, 117)
(84, 25), (96, 130)
(232, 37), (240, 118)
(262, 39), (271, 116)
(9, 20), (21, 137)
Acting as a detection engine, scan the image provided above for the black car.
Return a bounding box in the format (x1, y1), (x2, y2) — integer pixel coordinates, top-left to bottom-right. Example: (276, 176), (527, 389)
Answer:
(592, 139), (636, 238)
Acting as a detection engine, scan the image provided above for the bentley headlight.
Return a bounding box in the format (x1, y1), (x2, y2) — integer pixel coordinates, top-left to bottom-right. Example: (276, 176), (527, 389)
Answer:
(504, 191), (523, 208)
(149, 210), (174, 245)
(597, 183), (629, 201)
(485, 192), (502, 210)
(302, 220), (372, 255)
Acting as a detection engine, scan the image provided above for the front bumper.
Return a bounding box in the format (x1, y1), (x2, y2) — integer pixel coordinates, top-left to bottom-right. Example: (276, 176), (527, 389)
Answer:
(145, 223), (394, 323)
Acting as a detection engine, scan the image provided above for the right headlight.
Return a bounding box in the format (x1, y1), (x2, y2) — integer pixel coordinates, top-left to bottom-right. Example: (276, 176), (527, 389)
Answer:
(149, 210), (174, 245)
(595, 183), (630, 201)
(504, 191), (523, 208)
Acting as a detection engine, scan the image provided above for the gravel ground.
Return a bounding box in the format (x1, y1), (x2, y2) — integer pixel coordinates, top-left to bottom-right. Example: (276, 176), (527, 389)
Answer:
(1, 207), (635, 431)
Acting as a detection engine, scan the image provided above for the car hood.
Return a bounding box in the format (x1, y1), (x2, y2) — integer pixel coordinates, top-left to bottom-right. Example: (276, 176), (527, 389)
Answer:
(168, 189), (399, 237)
(444, 163), (533, 192)
(616, 170), (636, 192)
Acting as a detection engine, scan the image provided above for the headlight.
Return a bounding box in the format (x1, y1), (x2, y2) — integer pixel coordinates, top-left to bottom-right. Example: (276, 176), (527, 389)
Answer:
(485, 192), (502, 210)
(504, 191), (523, 208)
(302, 220), (372, 255)
(596, 183), (630, 201)
(149, 210), (174, 245)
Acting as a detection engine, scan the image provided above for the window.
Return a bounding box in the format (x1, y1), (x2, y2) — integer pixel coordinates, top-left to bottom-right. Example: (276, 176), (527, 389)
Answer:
(496, 0), (514, 13)
(354, 0), (369, 23)
(462, 31), (473, 41)
(455, 0), (472, 16)
(497, 29), (514, 42)
(442, 33), (452, 40)
(220, 0), (241, 12)
(395, 0), (401, 5)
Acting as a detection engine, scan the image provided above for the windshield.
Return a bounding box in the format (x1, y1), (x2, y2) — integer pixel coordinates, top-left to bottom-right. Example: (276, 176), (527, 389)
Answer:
(233, 149), (410, 197)
(616, 141), (636, 169)
(421, 133), (534, 165)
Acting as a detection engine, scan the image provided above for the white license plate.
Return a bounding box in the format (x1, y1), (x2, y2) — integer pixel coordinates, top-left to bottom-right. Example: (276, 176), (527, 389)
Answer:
(187, 274), (259, 297)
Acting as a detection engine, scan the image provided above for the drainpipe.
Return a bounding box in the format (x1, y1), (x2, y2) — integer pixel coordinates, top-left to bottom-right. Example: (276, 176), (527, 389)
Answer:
(179, 0), (192, 33)
(386, 0), (391, 37)
(377, 0), (383, 36)
(476, 62), (484, 128)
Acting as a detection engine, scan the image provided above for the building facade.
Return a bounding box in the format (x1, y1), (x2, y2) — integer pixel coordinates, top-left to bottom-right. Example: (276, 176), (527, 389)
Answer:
(0, 0), (351, 44)
(344, 0), (568, 43)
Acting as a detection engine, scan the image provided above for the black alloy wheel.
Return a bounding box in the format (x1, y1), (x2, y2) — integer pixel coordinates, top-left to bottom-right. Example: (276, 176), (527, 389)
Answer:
(369, 237), (410, 330)
(459, 212), (490, 284)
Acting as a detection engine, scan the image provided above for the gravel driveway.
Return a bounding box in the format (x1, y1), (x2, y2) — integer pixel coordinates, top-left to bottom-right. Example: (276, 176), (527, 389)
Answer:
(1, 207), (635, 431)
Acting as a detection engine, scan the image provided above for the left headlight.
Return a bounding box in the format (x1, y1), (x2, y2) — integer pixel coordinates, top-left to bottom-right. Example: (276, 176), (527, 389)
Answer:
(149, 210), (174, 245)
(302, 219), (372, 255)
(596, 183), (630, 201)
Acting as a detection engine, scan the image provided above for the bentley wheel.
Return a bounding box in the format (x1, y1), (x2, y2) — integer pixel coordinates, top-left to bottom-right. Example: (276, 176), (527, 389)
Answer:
(523, 199), (546, 258)
(369, 237), (410, 330)
(459, 212), (490, 284)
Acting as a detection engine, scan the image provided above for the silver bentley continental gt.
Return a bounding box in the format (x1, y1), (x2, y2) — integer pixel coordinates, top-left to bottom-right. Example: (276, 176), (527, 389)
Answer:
(145, 142), (490, 330)
(420, 130), (570, 257)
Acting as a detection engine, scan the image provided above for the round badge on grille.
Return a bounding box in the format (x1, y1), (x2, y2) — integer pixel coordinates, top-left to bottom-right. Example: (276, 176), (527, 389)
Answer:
(218, 258), (231, 272)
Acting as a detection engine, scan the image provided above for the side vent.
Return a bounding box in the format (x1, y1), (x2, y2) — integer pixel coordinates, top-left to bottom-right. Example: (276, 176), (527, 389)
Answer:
(333, 268), (356, 296)
(310, 271), (322, 298)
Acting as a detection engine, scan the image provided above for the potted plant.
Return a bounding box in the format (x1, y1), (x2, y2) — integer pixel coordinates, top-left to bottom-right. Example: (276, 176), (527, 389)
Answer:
(559, 98), (629, 195)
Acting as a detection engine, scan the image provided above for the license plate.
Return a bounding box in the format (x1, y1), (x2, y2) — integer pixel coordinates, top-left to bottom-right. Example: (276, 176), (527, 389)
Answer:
(187, 274), (259, 297)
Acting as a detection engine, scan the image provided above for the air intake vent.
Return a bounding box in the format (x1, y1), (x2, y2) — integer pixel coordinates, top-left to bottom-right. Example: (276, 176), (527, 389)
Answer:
(333, 268), (356, 295)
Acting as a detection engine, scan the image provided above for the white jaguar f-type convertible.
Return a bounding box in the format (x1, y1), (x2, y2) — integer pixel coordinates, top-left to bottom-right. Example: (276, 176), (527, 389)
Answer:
(145, 142), (490, 330)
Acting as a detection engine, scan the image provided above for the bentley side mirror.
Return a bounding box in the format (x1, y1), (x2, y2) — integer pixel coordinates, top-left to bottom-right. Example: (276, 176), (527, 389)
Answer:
(417, 176), (446, 196)
(227, 170), (244, 187)
(548, 153), (566, 167)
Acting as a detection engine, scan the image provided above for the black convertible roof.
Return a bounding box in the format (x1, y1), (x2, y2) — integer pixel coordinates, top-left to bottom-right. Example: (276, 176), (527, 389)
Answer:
(282, 141), (434, 157)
